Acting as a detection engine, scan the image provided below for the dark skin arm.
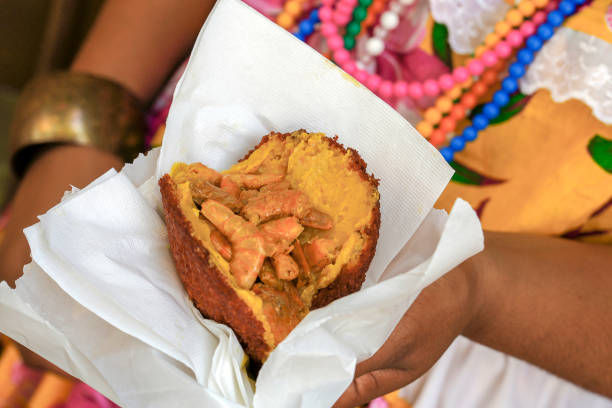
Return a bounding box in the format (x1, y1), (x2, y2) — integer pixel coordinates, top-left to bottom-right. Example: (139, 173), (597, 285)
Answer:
(334, 231), (612, 407)
(71, 0), (215, 102)
(467, 232), (612, 395)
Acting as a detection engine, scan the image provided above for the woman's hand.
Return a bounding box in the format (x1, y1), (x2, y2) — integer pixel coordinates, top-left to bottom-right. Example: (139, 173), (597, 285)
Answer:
(332, 257), (483, 408)
(0, 145), (122, 288)
(334, 231), (612, 407)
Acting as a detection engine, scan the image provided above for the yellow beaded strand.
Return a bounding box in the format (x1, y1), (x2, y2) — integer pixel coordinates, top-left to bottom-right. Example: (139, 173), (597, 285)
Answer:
(415, 0), (550, 142)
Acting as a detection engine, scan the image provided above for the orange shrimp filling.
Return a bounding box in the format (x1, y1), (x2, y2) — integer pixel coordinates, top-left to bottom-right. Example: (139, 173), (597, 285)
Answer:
(170, 130), (379, 351)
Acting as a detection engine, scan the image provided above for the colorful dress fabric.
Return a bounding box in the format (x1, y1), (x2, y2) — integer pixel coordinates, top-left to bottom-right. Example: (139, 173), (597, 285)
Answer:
(434, 0), (612, 246)
(1, 1), (611, 407)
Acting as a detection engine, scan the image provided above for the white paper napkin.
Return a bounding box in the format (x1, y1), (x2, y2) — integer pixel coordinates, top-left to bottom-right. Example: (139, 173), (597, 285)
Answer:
(156, 0), (454, 287)
(0, 0), (483, 406)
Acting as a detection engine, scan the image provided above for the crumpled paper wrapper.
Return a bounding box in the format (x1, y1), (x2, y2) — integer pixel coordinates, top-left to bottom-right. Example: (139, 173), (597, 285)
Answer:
(0, 0), (483, 406)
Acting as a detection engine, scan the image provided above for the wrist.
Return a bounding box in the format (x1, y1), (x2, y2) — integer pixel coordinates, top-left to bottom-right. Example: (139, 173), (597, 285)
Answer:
(460, 231), (498, 341)
(24, 143), (120, 175)
(422, 252), (484, 338)
(1, 145), (123, 287)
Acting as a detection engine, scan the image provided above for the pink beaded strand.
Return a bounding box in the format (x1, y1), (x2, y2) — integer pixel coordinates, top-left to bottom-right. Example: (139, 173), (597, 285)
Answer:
(319, 0), (551, 100)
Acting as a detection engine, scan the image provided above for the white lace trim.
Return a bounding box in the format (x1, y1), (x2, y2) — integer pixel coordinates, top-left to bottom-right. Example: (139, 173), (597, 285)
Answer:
(428, 1), (612, 125)
(520, 27), (612, 125)
(429, 0), (511, 54)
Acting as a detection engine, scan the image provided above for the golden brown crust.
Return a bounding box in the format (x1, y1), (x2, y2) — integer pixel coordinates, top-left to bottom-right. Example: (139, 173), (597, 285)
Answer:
(238, 131), (289, 163)
(159, 174), (271, 362)
(161, 131), (380, 362)
(320, 133), (380, 188)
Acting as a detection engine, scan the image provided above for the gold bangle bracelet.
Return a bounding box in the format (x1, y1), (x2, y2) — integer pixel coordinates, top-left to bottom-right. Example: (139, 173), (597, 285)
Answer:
(9, 72), (145, 176)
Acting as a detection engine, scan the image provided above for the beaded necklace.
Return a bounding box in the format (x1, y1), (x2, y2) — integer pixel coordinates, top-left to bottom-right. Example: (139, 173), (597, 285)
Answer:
(360, 0), (389, 35)
(294, 8), (321, 40)
(284, 0), (588, 162)
(342, 0), (377, 50)
(357, 0), (418, 67)
(417, 3), (558, 146)
(319, 0), (553, 100)
(277, 0), (308, 30)
(440, 0), (586, 162)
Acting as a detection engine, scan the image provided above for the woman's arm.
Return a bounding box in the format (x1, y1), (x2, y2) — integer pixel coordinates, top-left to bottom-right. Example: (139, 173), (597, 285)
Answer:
(465, 231), (612, 396)
(334, 231), (612, 407)
(71, 0), (215, 101)
(0, 0), (215, 288)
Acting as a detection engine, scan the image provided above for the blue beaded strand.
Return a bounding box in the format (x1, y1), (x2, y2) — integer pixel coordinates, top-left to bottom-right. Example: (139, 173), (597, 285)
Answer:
(492, 90), (510, 108)
(440, 0), (584, 163)
(294, 8), (320, 41)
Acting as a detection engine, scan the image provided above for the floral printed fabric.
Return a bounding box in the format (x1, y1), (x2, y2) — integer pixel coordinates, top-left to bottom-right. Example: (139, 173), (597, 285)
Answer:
(434, 1), (612, 243)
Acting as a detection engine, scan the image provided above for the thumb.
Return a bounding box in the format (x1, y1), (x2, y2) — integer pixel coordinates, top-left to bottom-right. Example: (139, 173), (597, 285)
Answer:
(332, 368), (412, 408)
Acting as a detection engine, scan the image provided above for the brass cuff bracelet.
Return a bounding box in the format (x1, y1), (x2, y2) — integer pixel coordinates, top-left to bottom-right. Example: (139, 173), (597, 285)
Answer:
(9, 72), (145, 177)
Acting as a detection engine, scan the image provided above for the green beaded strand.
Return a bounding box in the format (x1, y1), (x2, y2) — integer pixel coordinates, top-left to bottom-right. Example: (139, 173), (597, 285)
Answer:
(343, 0), (375, 50)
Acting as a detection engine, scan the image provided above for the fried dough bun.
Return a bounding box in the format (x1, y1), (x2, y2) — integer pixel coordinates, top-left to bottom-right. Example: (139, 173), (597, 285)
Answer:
(159, 130), (380, 363)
